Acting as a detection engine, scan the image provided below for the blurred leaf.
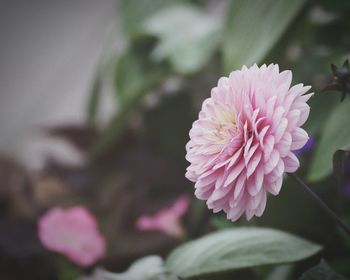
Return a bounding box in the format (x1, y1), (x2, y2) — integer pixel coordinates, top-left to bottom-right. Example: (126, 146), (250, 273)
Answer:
(120, 0), (181, 37)
(143, 3), (223, 74)
(102, 256), (178, 280)
(223, 0), (304, 73)
(114, 41), (167, 107)
(299, 260), (349, 280)
(165, 227), (322, 278)
(309, 101), (350, 181)
(93, 42), (168, 155)
(333, 146), (350, 185)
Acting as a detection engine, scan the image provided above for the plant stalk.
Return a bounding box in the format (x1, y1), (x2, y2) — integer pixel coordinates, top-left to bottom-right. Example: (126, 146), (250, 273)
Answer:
(287, 172), (350, 236)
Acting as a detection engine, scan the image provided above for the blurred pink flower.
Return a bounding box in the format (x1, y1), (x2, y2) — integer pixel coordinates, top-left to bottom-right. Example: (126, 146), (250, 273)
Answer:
(38, 206), (106, 267)
(186, 64), (313, 221)
(136, 195), (190, 238)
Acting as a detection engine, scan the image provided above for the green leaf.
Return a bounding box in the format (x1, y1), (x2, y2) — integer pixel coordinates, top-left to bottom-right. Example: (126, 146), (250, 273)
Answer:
(143, 3), (223, 74)
(114, 42), (166, 107)
(165, 227), (322, 278)
(299, 260), (349, 280)
(308, 101), (350, 181)
(120, 0), (181, 37)
(223, 0), (304, 73)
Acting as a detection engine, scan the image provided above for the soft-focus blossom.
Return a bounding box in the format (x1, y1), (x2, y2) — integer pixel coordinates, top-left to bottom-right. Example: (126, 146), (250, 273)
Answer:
(293, 136), (314, 155)
(38, 206), (106, 267)
(136, 195), (189, 238)
(186, 64), (313, 221)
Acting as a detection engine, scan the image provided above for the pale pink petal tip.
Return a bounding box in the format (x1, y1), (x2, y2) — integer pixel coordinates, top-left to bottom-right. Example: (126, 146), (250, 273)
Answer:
(185, 63), (312, 221)
(38, 206), (106, 267)
(135, 195), (190, 238)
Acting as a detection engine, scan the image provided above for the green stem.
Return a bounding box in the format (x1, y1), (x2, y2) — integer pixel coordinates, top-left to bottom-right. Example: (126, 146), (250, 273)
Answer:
(287, 173), (350, 236)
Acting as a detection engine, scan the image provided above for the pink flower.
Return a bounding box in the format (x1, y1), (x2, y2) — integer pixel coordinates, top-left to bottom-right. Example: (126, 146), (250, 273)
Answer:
(136, 195), (190, 238)
(38, 206), (106, 267)
(186, 64), (313, 221)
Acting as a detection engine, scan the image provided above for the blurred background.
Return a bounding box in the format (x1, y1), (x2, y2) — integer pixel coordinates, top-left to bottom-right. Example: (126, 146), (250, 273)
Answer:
(0, 0), (350, 279)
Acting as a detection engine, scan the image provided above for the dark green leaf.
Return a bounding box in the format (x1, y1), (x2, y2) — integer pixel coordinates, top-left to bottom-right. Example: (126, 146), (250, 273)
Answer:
(299, 260), (349, 280)
(223, 0), (304, 73)
(165, 227), (322, 278)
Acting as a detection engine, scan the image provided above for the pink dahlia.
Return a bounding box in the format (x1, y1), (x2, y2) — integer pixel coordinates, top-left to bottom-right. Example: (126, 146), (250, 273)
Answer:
(185, 64), (313, 221)
(136, 195), (190, 238)
(38, 206), (106, 267)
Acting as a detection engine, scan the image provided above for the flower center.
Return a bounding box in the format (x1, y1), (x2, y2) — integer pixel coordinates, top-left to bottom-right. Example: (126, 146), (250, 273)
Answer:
(216, 120), (237, 140)
(212, 105), (237, 143)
